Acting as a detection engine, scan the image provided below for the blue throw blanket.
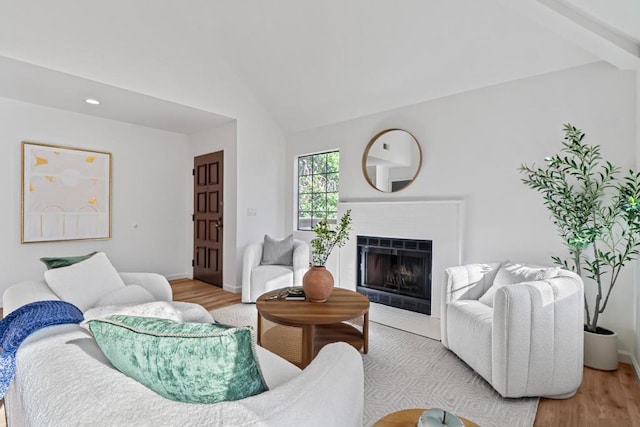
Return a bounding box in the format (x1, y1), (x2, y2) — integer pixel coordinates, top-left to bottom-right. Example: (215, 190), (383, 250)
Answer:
(0, 300), (83, 398)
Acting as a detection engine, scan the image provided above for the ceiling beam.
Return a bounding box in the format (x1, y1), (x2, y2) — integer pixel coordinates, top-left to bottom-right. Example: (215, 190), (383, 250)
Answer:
(496, 0), (640, 69)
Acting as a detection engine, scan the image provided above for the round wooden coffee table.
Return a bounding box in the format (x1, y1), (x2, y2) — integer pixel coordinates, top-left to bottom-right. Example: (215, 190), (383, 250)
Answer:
(256, 287), (369, 368)
(373, 408), (478, 427)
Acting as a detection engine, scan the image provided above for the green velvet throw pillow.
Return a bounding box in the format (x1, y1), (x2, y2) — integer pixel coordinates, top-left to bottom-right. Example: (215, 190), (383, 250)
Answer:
(86, 315), (268, 403)
(40, 251), (98, 269)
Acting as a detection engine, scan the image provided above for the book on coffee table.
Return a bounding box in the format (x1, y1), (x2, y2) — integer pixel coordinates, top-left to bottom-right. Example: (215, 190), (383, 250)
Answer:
(284, 287), (306, 300)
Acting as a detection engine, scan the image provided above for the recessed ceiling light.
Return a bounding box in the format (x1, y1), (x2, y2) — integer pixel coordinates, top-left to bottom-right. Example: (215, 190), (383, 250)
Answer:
(85, 98), (100, 105)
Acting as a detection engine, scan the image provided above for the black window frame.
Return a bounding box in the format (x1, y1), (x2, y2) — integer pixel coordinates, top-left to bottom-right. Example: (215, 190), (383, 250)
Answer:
(297, 150), (339, 231)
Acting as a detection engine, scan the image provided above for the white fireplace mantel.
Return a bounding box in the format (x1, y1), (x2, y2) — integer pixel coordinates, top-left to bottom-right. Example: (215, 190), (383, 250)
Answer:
(337, 200), (464, 339)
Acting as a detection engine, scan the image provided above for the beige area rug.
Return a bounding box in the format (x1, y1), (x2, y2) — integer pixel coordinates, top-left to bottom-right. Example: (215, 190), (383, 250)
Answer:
(211, 304), (539, 427)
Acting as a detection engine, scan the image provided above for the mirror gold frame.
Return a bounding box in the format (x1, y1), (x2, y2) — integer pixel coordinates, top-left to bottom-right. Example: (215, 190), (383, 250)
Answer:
(362, 129), (423, 192)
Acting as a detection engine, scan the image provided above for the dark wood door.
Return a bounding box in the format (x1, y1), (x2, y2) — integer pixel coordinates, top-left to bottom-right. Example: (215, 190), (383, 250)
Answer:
(193, 151), (223, 286)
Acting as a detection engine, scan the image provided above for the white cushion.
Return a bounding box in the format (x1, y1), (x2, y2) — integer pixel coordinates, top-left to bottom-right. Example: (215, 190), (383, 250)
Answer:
(170, 301), (215, 323)
(479, 263), (559, 308)
(83, 300), (213, 326)
(255, 346), (301, 389)
(446, 300), (493, 382)
(250, 265), (294, 301)
(471, 261), (507, 300)
(93, 285), (156, 307)
(83, 301), (185, 324)
(44, 252), (126, 311)
(252, 265), (294, 283)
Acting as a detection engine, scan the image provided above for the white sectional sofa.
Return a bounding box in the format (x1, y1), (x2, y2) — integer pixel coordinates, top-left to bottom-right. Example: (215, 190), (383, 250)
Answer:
(3, 272), (364, 426)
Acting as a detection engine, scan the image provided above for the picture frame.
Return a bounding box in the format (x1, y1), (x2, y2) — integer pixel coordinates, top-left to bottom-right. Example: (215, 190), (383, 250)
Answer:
(21, 141), (112, 243)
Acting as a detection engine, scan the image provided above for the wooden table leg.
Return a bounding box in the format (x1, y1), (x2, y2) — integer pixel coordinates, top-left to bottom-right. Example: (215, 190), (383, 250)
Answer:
(363, 311), (369, 354)
(257, 312), (263, 346)
(301, 324), (315, 368)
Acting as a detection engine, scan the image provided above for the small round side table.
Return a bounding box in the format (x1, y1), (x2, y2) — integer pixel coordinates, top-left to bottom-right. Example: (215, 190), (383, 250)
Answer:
(373, 408), (479, 427)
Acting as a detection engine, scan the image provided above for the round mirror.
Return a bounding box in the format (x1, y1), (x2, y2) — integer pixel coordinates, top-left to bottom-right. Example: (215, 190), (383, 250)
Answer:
(362, 129), (422, 192)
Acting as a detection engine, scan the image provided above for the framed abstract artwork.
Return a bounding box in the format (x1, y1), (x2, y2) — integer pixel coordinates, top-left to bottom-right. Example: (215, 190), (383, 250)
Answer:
(21, 142), (112, 243)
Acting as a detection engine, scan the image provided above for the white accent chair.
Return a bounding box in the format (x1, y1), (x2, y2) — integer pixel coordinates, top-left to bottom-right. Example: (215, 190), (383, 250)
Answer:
(242, 239), (310, 303)
(441, 262), (584, 399)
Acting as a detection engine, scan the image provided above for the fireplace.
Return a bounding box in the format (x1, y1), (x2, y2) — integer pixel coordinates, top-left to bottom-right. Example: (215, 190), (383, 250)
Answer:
(357, 235), (432, 315)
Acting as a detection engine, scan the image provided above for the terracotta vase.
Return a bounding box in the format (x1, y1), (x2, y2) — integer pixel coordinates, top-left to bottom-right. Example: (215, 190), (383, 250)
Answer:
(302, 266), (334, 302)
(584, 326), (618, 371)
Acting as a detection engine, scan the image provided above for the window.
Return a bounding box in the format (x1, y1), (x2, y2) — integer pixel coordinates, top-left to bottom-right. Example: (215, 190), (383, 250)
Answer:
(297, 151), (339, 230)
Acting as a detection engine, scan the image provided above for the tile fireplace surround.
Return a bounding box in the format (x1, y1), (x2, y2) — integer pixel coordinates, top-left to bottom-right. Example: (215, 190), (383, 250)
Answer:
(337, 200), (463, 340)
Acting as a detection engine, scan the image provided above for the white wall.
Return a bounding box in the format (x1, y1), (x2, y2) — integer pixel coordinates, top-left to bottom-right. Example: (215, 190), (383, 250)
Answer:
(189, 121), (239, 291)
(235, 114), (287, 270)
(0, 21), (289, 290)
(0, 90), (286, 301)
(286, 62), (638, 354)
(0, 96), (193, 298)
(190, 118), (288, 292)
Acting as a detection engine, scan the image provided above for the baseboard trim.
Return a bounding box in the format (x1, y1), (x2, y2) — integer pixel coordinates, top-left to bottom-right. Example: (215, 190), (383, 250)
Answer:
(369, 302), (440, 340)
(631, 353), (640, 385)
(618, 349), (632, 365)
(223, 283), (241, 294)
(165, 273), (192, 280)
(617, 350), (640, 384)
(165, 274), (239, 293)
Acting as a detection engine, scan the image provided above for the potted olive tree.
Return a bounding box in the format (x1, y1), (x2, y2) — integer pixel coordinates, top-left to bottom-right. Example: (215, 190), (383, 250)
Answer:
(303, 209), (352, 302)
(519, 123), (640, 370)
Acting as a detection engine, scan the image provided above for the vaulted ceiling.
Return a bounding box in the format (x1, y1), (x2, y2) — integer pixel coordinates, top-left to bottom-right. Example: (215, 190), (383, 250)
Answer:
(0, 0), (637, 134)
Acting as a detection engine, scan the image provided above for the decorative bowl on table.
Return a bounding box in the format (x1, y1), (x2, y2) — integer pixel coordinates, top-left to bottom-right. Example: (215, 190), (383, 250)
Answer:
(417, 408), (465, 427)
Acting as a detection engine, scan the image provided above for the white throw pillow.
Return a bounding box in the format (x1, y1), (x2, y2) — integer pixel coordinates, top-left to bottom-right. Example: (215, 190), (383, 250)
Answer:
(93, 285), (156, 307)
(83, 301), (185, 324)
(478, 262), (560, 308)
(44, 252), (126, 311)
(475, 261), (508, 297)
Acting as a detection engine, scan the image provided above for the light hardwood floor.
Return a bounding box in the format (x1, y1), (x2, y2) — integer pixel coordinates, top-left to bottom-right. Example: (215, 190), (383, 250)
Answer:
(172, 279), (640, 427)
(2, 279), (638, 426)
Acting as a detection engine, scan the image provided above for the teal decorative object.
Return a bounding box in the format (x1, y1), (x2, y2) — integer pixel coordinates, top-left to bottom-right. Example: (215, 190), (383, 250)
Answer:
(40, 252), (98, 269)
(87, 315), (268, 403)
(418, 408), (465, 427)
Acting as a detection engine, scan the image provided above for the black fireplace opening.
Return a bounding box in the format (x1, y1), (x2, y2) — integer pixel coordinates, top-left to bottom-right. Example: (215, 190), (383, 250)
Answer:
(357, 235), (432, 315)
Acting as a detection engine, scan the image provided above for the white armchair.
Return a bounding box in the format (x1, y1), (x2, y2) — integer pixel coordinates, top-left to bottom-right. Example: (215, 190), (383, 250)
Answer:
(441, 262), (584, 399)
(242, 238), (310, 303)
